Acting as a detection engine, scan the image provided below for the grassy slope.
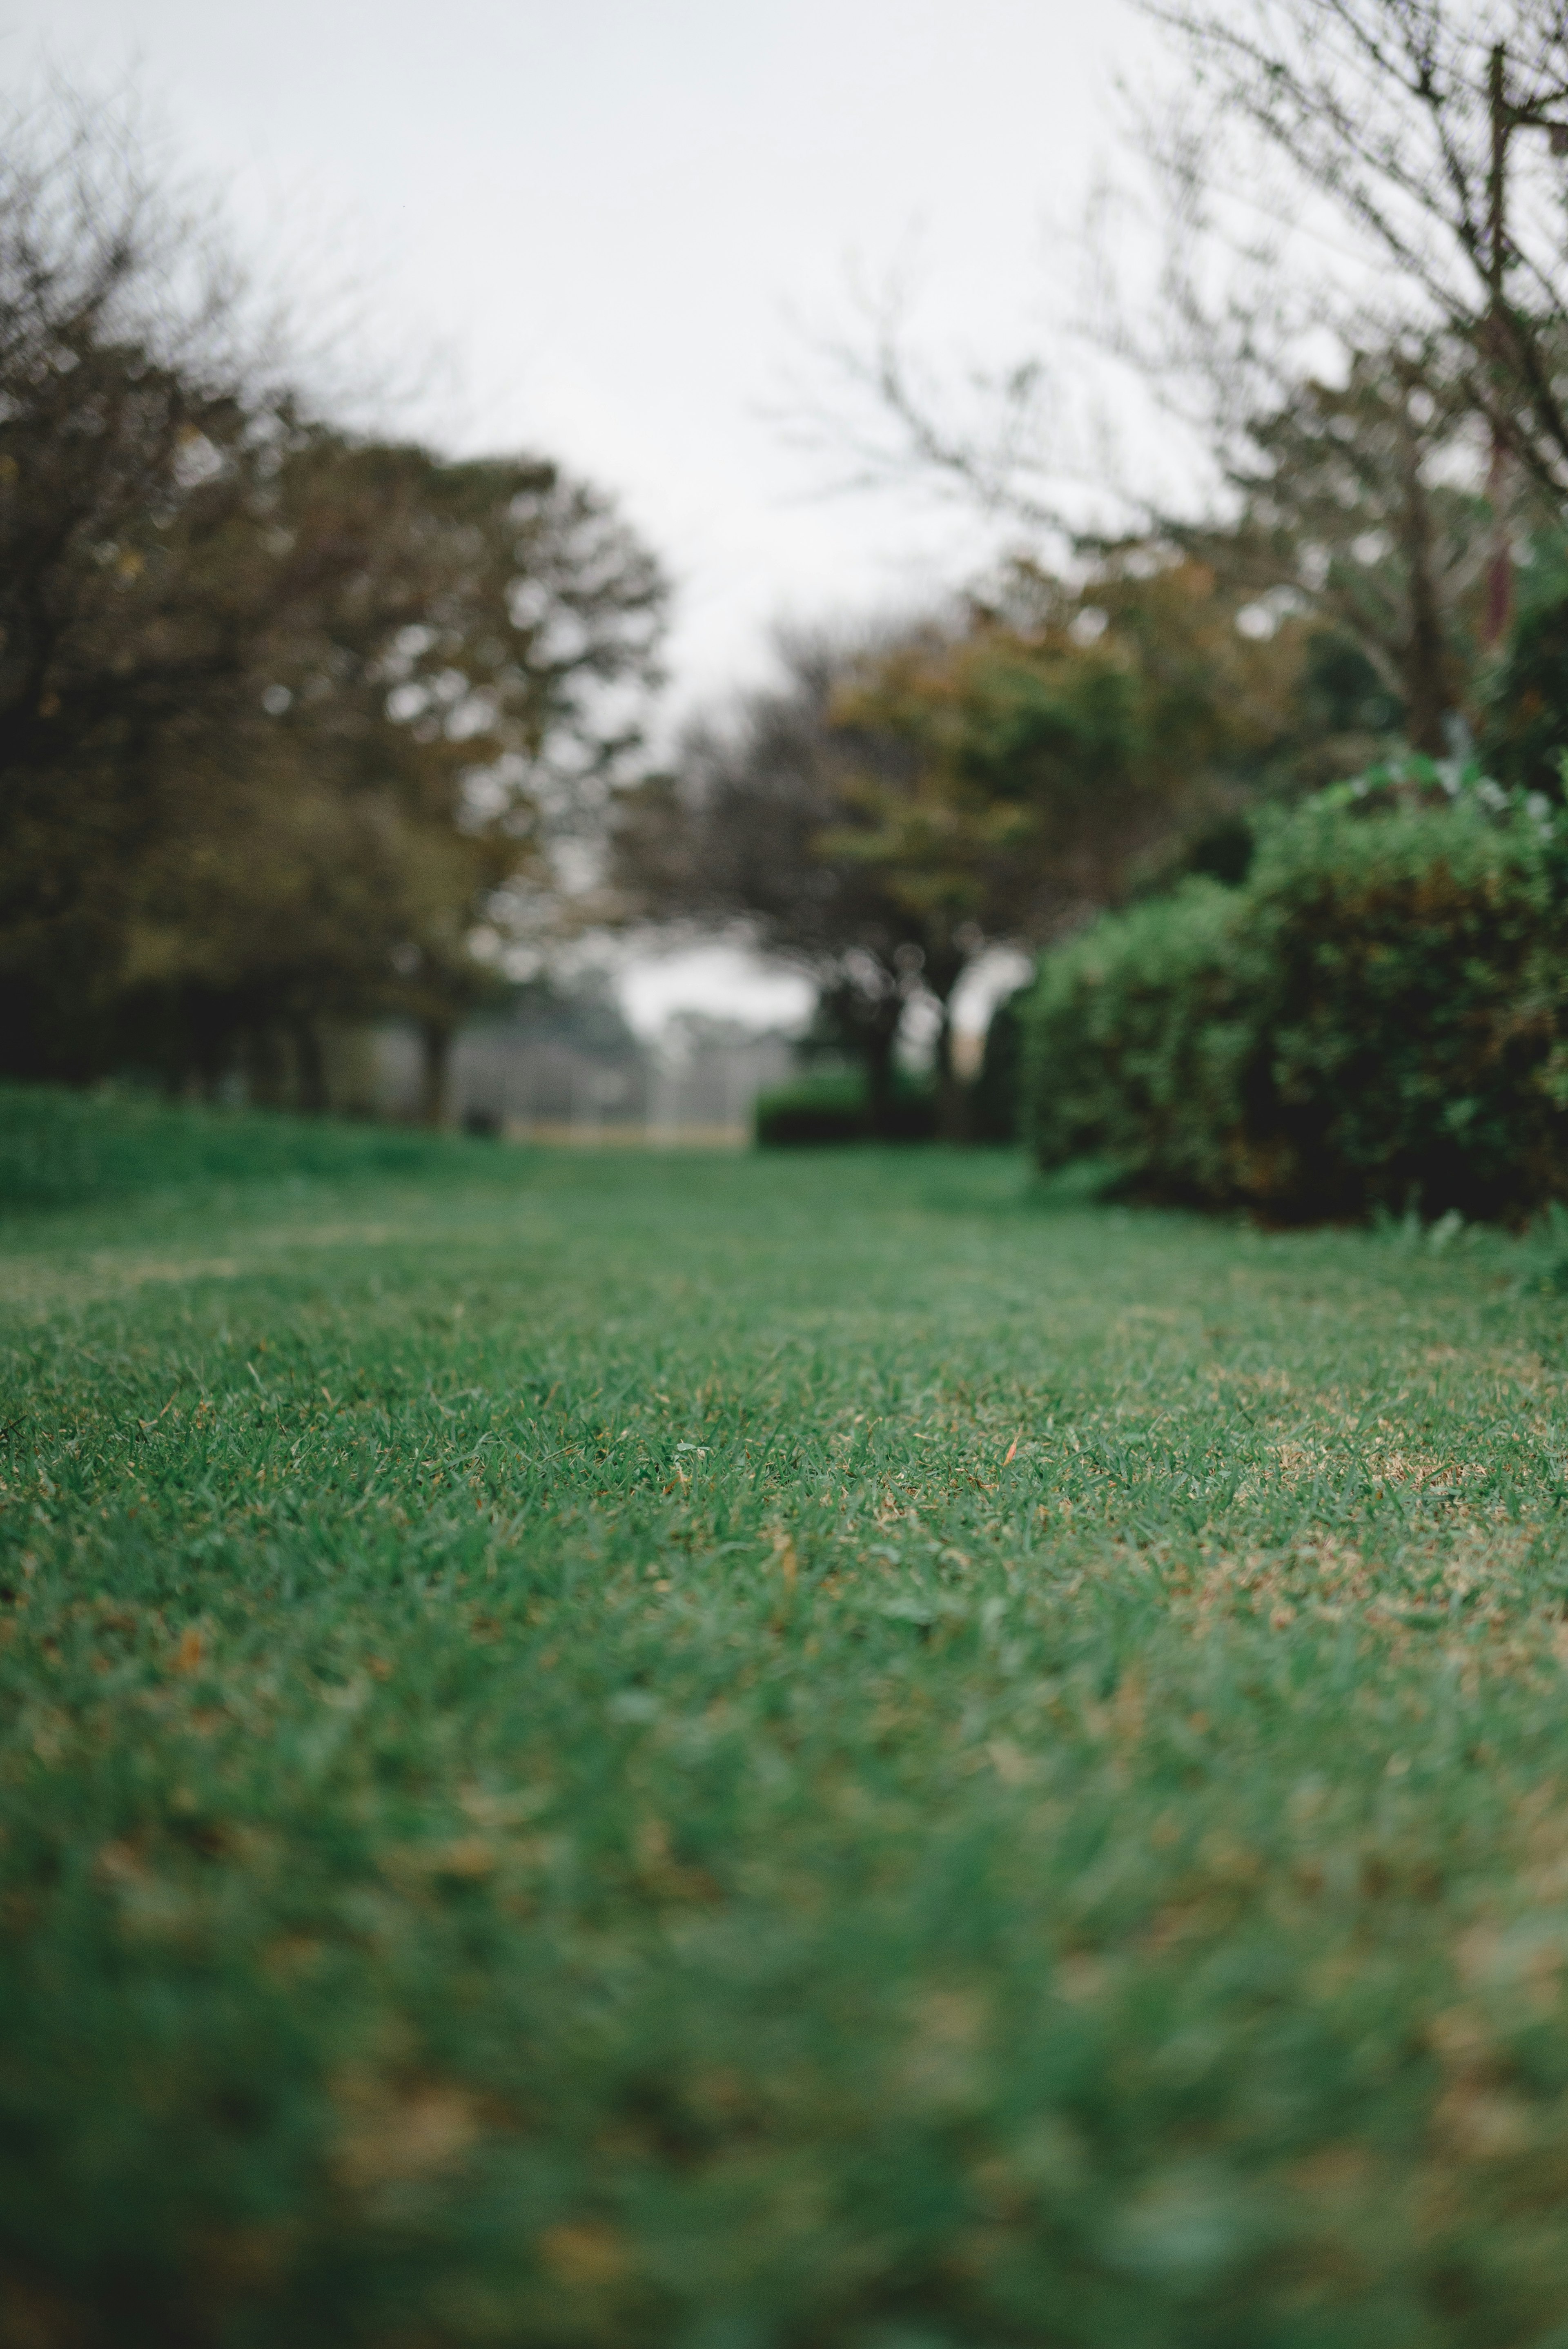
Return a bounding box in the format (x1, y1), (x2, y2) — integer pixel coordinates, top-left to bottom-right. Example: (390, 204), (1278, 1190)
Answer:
(5, 1122), (1568, 2345)
(0, 1082), (486, 1213)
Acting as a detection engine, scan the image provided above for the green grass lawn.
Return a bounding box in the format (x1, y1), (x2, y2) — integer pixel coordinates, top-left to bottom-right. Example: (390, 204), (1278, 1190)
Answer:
(8, 1115), (1568, 2347)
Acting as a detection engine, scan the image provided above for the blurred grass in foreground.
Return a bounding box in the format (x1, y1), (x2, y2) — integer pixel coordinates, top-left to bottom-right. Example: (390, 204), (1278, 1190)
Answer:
(4, 1102), (1568, 2343)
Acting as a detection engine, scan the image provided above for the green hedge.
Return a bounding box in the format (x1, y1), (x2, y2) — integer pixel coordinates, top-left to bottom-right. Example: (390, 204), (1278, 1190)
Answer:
(1021, 793), (1568, 1221)
(0, 1085), (494, 1215)
(754, 1074), (938, 1148)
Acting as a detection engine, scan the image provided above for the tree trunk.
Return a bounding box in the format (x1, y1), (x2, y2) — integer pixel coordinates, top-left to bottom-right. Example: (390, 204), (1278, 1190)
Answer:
(933, 998), (971, 1144)
(419, 1019), (453, 1129)
(244, 1022), (289, 1110)
(189, 994), (233, 1104)
(862, 1008), (901, 1139)
(292, 1017), (329, 1115)
(1397, 389), (1455, 756)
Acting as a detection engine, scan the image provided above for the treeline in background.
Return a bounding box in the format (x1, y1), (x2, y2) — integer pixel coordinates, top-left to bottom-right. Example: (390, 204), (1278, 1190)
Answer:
(0, 92), (665, 1124)
(18, 7), (1568, 1222)
(646, 0), (1568, 1207)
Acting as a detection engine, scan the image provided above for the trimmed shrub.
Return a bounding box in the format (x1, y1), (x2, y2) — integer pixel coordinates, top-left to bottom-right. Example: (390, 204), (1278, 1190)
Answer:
(1023, 881), (1254, 1199)
(1021, 794), (1568, 1221)
(754, 1074), (938, 1148)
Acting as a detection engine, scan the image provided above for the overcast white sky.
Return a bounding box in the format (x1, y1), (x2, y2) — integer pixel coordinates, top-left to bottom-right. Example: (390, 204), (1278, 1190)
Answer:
(7, 0), (1150, 693)
(4, 0), (1151, 1027)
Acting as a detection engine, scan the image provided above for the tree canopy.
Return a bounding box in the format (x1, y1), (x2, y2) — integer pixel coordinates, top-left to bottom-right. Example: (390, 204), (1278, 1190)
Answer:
(617, 559), (1303, 1134)
(0, 91), (667, 1111)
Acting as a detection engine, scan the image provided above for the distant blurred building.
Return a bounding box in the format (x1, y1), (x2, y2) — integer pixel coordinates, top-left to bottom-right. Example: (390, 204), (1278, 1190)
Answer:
(642, 1014), (793, 1143)
(372, 988), (792, 1142)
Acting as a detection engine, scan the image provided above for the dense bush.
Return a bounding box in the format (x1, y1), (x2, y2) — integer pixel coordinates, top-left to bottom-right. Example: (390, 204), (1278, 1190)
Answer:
(754, 1074), (938, 1148)
(0, 1086), (498, 1215)
(1021, 793), (1568, 1220)
(1482, 561), (1568, 801)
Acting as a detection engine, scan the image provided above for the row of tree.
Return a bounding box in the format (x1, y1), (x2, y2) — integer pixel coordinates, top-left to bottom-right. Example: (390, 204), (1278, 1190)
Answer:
(15, 9), (1568, 1136)
(615, 554), (1298, 1135)
(614, 0), (1568, 1137)
(0, 97), (666, 1116)
(617, 368), (1568, 1137)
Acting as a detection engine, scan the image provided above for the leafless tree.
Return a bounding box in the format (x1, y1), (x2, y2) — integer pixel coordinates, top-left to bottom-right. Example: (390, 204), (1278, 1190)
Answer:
(1137, 0), (1568, 637)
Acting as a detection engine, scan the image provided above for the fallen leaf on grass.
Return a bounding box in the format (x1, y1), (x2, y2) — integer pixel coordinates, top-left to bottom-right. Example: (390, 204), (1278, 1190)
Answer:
(1433, 2082), (1535, 2160)
(332, 2073), (484, 2191)
(194, 2220), (298, 2293)
(382, 1836), (498, 1884)
(539, 2220), (630, 2289)
(987, 1738), (1034, 1786)
(263, 1934), (326, 1981)
(95, 1839), (147, 1887)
